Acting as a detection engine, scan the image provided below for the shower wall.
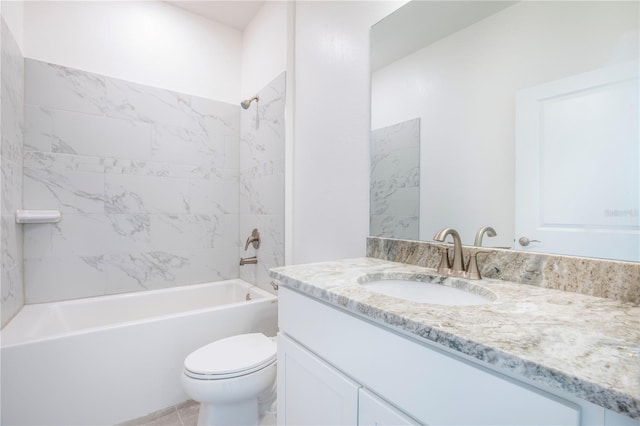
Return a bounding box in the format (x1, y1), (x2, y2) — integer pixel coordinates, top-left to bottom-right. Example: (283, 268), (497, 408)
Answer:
(1, 17), (25, 327)
(239, 72), (286, 292)
(22, 59), (240, 303)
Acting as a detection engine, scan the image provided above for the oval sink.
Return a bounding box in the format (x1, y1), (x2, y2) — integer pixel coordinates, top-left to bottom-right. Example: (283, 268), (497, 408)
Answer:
(358, 273), (495, 306)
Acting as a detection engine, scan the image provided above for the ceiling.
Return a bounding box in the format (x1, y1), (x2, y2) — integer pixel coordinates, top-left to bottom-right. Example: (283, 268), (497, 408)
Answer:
(166, 1), (265, 30)
(371, 1), (517, 71)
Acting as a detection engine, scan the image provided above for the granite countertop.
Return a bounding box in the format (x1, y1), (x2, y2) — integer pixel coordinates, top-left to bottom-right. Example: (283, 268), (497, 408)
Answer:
(270, 257), (640, 419)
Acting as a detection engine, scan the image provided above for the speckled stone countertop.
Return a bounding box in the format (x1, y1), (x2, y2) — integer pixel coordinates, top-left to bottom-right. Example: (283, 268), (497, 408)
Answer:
(270, 257), (640, 419)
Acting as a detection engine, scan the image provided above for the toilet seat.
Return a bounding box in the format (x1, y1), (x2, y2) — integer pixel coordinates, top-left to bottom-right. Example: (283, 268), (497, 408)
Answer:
(184, 333), (276, 380)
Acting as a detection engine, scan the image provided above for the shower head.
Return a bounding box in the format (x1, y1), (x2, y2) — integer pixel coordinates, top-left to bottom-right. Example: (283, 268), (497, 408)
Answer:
(241, 95), (259, 110)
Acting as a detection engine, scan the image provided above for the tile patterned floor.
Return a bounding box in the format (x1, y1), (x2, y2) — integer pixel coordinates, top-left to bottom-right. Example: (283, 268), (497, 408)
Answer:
(118, 400), (277, 426)
(118, 401), (199, 426)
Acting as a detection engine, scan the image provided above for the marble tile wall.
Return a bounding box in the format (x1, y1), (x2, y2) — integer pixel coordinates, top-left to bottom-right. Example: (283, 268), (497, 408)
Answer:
(23, 59), (240, 303)
(367, 236), (640, 305)
(239, 72), (285, 293)
(1, 18), (25, 327)
(370, 118), (419, 240)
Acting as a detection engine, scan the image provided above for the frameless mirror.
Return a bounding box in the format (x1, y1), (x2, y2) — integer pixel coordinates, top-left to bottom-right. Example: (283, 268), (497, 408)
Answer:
(370, 118), (420, 239)
(370, 1), (639, 262)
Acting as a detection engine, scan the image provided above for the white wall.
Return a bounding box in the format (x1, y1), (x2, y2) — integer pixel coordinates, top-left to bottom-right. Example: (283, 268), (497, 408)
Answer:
(292, 1), (403, 264)
(23, 1), (242, 102)
(1, 0), (23, 50)
(372, 1), (639, 247)
(241, 1), (288, 98)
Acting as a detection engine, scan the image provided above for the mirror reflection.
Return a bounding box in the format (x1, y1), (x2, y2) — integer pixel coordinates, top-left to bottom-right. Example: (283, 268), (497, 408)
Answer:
(370, 0), (639, 262)
(370, 118), (420, 239)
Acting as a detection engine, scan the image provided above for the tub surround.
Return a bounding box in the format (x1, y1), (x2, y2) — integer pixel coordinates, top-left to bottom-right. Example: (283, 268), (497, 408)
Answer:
(367, 236), (640, 305)
(270, 257), (640, 419)
(1, 17), (25, 328)
(239, 72), (286, 294)
(22, 58), (241, 303)
(17, 59), (286, 304)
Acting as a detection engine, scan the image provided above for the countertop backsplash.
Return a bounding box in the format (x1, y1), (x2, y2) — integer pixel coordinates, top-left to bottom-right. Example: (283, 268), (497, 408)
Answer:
(367, 237), (640, 305)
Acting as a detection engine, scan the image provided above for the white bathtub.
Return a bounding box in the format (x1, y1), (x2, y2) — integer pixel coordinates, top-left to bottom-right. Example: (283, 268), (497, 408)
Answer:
(0, 279), (278, 426)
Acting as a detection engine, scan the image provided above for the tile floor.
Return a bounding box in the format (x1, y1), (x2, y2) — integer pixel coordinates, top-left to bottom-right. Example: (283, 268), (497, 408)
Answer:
(118, 401), (199, 426)
(118, 400), (277, 426)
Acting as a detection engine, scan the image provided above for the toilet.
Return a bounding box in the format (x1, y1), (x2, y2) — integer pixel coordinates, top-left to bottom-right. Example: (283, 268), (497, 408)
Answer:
(181, 333), (277, 426)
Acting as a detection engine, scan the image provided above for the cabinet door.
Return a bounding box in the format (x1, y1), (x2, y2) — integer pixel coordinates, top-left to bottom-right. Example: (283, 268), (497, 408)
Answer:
(359, 388), (421, 426)
(280, 287), (580, 426)
(277, 333), (360, 425)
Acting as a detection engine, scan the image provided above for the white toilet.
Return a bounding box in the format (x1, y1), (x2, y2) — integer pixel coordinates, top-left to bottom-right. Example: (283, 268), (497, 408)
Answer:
(181, 333), (277, 426)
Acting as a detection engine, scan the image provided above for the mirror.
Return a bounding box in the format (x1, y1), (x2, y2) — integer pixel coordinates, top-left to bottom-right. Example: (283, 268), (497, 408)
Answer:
(370, 1), (639, 262)
(370, 118), (420, 240)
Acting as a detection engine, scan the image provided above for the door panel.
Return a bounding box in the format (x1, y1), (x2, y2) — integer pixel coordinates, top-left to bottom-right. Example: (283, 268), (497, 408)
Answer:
(516, 62), (639, 261)
(277, 333), (360, 425)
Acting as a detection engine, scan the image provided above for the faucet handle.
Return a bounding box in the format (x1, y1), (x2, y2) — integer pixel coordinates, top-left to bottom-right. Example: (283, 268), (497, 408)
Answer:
(244, 228), (261, 251)
(465, 249), (491, 280)
(437, 247), (451, 274)
(466, 255), (482, 280)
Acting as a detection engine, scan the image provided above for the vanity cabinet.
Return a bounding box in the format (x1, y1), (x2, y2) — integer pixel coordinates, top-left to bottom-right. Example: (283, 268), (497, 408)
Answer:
(277, 333), (359, 425)
(358, 388), (421, 425)
(278, 286), (620, 426)
(278, 333), (418, 425)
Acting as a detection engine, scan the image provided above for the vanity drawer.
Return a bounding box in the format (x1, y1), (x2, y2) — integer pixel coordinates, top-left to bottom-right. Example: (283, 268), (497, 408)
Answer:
(279, 287), (580, 426)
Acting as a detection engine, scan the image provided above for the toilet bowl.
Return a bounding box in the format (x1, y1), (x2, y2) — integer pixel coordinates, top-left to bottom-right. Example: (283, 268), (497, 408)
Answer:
(181, 333), (277, 426)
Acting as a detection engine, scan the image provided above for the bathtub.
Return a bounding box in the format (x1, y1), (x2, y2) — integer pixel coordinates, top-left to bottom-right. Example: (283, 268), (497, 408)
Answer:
(0, 279), (278, 426)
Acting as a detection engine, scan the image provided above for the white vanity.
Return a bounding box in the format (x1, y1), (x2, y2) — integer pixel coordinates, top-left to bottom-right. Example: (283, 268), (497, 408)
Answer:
(271, 258), (639, 426)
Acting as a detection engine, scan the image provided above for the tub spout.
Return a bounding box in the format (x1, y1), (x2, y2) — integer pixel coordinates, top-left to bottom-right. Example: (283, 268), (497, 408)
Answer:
(240, 256), (258, 266)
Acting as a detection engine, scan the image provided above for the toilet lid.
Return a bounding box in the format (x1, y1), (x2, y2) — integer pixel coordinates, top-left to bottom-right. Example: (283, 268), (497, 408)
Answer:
(184, 333), (276, 377)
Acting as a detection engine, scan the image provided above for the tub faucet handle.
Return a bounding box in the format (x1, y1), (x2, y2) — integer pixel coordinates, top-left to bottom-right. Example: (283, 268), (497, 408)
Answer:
(244, 228), (261, 251)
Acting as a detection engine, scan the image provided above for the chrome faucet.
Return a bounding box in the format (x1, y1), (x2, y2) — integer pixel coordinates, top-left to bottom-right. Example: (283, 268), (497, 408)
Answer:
(433, 228), (465, 276)
(240, 256), (257, 266)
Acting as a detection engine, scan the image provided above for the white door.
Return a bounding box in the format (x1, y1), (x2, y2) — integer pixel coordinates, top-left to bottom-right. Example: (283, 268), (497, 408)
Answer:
(277, 333), (360, 426)
(516, 62), (639, 261)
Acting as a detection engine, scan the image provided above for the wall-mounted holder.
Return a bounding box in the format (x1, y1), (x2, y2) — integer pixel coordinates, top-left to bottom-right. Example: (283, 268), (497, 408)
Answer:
(15, 209), (61, 224)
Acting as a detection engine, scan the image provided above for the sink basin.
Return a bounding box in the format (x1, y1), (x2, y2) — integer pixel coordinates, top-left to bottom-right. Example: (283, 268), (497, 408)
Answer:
(358, 274), (494, 306)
